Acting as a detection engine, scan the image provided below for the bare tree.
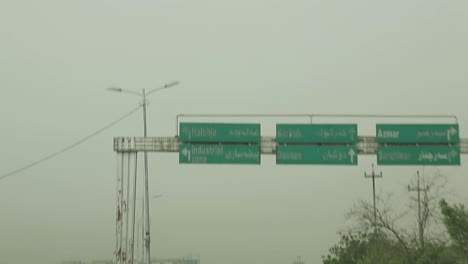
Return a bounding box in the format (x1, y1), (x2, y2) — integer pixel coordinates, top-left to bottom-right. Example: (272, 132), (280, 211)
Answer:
(348, 193), (411, 255)
(407, 169), (451, 250)
(347, 170), (451, 254)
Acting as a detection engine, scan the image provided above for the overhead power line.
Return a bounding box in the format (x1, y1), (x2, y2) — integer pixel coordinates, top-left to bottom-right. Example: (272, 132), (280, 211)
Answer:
(0, 105), (142, 182)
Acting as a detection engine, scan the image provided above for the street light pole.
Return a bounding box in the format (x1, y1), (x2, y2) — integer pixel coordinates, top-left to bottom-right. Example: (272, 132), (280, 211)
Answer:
(141, 88), (152, 264)
(108, 81), (179, 264)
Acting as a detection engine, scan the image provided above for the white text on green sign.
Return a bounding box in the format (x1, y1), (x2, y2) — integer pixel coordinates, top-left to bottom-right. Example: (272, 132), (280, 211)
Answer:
(377, 146), (460, 165)
(180, 123), (261, 143)
(179, 144), (260, 164)
(277, 145), (358, 165)
(376, 124), (459, 143)
(276, 124), (358, 143)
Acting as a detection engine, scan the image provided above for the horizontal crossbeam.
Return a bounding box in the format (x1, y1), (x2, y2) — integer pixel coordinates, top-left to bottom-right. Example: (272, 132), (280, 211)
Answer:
(113, 137), (468, 154)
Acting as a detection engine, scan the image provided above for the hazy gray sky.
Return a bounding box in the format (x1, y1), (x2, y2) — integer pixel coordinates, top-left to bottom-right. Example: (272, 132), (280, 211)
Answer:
(1, 1), (468, 263)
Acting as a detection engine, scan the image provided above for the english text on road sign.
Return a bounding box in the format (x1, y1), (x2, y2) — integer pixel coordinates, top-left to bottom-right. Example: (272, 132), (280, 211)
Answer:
(377, 146), (460, 165)
(276, 145), (358, 165)
(180, 123), (261, 143)
(276, 124), (358, 143)
(376, 124), (459, 143)
(179, 144), (260, 164)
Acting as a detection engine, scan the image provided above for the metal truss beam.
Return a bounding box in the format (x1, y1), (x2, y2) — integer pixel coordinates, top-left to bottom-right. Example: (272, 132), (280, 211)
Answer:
(114, 137), (468, 154)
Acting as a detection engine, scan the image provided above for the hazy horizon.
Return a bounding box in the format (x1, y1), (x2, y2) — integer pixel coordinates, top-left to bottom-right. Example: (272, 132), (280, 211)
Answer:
(1, 1), (468, 263)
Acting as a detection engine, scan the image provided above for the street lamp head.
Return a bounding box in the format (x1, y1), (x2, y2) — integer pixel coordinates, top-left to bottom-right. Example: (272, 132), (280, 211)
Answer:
(146, 81), (180, 96)
(107, 81), (179, 97)
(107, 87), (123, 92)
(165, 81), (180, 89)
(107, 87), (142, 96)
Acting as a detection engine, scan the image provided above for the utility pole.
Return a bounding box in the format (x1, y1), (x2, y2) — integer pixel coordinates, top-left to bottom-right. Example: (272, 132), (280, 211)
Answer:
(293, 256), (304, 264)
(364, 164), (383, 228)
(408, 171), (429, 249)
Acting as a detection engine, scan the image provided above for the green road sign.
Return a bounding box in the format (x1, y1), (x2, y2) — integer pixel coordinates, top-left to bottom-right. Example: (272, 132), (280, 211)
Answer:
(276, 124), (358, 143)
(276, 145), (358, 165)
(378, 146), (460, 165)
(376, 124), (459, 143)
(179, 144), (260, 164)
(180, 123), (261, 143)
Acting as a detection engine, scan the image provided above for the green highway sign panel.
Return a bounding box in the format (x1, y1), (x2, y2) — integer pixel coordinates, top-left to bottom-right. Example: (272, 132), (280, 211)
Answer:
(180, 123), (261, 143)
(276, 145), (358, 165)
(276, 124), (358, 143)
(378, 146), (460, 165)
(376, 124), (459, 143)
(179, 144), (260, 164)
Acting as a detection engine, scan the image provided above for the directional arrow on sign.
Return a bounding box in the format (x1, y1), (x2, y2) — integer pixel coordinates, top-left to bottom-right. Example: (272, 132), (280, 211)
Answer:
(349, 148), (356, 163)
(447, 127), (458, 141)
(449, 150), (458, 162)
(181, 148), (191, 161)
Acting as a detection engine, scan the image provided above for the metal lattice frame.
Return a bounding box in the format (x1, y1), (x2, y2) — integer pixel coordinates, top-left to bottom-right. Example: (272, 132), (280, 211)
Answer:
(113, 136), (468, 154)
